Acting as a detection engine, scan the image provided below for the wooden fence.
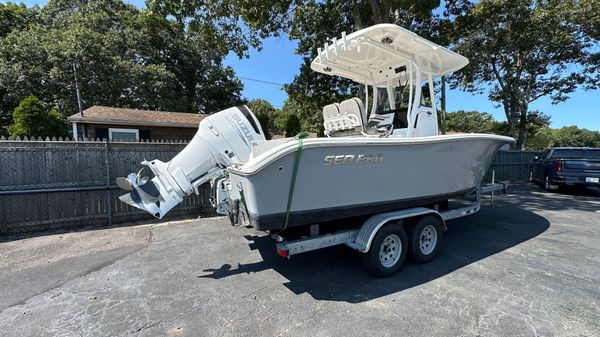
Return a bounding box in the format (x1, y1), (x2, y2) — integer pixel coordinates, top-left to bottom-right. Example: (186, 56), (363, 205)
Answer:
(0, 138), (211, 234)
(485, 150), (542, 182)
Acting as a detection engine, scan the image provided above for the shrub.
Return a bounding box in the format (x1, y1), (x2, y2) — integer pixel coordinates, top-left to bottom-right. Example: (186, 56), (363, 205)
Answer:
(8, 95), (71, 138)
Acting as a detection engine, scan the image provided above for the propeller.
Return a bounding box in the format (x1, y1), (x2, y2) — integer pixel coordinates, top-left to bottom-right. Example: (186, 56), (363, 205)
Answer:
(115, 168), (148, 191)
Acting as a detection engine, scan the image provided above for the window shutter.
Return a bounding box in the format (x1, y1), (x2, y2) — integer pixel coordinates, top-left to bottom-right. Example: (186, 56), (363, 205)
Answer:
(95, 128), (108, 140)
(139, 129), (151, 141)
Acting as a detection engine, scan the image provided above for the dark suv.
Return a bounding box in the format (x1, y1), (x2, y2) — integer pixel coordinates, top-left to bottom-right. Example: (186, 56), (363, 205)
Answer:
(529, 147), (600, 191)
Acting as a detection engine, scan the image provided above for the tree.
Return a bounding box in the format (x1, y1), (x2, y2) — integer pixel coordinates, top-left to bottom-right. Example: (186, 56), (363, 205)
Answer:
(553, 126), (600, 148)
(280, 96), (322, 135)
(445, 110), (495, 133)
(8, 95), (70, 138)
(282, 1), (473, 133)
(0, 2), (38, 38)
(451, 0), (599, 149)
(526, 127), (555, 150)
(0, 0), (246, 134)
(44, 108), (72, 138)
(284, 113), (302, 137)
(146, 0), (295, 58)
(247, 99), (278, 139)
(527, 126), (600, 150)
(488, 110), (551, 140)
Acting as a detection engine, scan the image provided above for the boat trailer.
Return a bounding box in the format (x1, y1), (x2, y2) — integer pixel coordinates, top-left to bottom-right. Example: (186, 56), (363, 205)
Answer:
(272, 182), (508, 276)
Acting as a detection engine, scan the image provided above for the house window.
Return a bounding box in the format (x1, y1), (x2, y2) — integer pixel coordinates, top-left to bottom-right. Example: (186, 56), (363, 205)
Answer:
(109, 128), (139, 141)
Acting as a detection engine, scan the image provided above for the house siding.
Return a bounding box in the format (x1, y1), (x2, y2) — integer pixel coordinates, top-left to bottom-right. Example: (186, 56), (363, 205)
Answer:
(83, 123), (197, 141)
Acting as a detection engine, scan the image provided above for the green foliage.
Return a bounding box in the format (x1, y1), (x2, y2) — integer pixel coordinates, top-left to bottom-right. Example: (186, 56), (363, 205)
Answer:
(0, 0), (246, 133)
(147, 0), (293, 58)
(0, 2), (38, 38)
(272, 111), (290, 135)
(527, 126), (600, 150)
(552, 126), (600, 148)
(45, 108), (72, 138)
(284, 113), (302, 137)
(8, 95), (70, 138)
(281, 97), (323, 135)
(247, 99), (277, 140)
(487, 110), (551, 138)
(284, 1), (449, 134)
(526, 127), (555, 150)
(451, 0), (599, 149)
(445, 110), (495, 133)
(445, 110), (551, 138)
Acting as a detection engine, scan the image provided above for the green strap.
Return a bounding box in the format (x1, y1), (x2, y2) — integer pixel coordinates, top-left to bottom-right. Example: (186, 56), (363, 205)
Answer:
(280, 133), (307, 233)
(238, 188), (250, 223)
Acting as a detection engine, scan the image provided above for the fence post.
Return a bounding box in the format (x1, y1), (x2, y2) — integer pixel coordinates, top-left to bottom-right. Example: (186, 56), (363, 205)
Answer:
(499, 150), (504, 181)
(104, 139), (112, 226)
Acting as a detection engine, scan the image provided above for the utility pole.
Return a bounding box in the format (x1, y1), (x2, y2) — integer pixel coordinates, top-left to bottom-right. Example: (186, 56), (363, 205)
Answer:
(73, 60), (84, 117)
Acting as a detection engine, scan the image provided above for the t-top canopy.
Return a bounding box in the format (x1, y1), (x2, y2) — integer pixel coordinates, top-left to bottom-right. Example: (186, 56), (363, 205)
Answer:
(310, 24), (468, 86)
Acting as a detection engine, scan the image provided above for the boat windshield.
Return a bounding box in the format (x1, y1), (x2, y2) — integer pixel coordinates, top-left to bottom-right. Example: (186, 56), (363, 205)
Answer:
(368, 84), (411, 129)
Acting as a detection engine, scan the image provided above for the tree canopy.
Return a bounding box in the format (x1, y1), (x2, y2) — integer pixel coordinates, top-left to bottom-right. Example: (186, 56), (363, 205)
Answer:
(0, 0), (247, 135)
(443, 109), (600, 150)
(1, 0), (597, 142)
(445, 110), (496, 133)
(528, 126), (600, 150)
(450, 0), (599, 149)
(283, 0), (454, 134)
(247, 99), (278, 140)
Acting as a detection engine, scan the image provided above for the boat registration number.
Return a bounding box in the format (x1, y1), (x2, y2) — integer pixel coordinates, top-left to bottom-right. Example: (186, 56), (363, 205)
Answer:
(585, 177), (599, 183)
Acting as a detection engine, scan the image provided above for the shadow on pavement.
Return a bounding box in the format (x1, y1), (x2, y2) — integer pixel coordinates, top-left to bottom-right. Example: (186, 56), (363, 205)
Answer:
(505, 184), (600, 213)
(199, 198), (550, 303)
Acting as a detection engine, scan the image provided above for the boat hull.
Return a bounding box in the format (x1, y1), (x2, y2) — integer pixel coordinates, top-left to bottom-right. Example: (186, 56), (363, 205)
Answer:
(228, 134), (513, 231)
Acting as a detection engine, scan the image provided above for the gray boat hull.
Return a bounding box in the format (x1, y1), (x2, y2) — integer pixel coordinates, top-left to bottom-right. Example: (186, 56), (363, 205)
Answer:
(228, 134), (513, 231)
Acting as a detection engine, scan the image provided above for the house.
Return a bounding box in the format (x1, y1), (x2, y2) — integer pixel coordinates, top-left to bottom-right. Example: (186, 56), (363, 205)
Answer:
(68, 106), (203, 141)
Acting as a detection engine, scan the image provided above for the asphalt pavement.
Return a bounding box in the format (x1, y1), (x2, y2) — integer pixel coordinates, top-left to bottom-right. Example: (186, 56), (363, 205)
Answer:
(0, 184), (599, 336)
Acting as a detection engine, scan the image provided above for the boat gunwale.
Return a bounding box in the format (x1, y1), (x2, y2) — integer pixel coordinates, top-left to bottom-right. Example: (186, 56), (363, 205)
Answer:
(229, 133), (514, 176)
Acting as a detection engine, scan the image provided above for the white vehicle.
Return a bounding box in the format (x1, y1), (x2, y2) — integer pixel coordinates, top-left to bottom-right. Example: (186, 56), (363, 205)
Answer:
(117, 24), (513, 276)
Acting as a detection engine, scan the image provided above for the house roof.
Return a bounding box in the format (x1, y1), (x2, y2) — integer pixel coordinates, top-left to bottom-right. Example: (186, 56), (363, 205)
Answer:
(68, 106), (203, 128)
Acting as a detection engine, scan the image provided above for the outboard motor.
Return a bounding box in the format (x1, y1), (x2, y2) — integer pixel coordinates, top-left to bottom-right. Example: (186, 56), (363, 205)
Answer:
(117, 106), (265, 218)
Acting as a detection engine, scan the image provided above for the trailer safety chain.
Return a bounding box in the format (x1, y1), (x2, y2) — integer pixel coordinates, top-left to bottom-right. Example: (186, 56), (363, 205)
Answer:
(278, 132), (308, 234)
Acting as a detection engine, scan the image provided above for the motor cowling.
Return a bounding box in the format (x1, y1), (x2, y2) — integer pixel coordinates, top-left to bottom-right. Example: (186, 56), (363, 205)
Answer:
(118, 106), (265, 218)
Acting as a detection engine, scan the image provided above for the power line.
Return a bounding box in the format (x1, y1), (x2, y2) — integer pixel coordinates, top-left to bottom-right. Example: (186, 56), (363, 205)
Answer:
(238, 76), (285, 87)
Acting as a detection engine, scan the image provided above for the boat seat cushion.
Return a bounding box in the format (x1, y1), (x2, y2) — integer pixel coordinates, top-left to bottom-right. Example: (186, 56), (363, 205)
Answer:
(339, 97), (367, 127)
(322, 103), (340, 121)
(323, 99), (366, 136)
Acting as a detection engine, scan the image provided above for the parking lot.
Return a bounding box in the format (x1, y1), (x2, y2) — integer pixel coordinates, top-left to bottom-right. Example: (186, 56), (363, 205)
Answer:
(0, 184), (599, 337)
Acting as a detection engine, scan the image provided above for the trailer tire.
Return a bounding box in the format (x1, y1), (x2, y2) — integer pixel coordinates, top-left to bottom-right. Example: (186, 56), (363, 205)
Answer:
(360, 223), (408, 277)
(408, 215), (443, 264)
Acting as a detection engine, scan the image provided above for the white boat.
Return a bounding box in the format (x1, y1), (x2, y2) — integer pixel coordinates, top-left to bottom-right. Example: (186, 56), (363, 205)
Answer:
(117, 24), (513, 233)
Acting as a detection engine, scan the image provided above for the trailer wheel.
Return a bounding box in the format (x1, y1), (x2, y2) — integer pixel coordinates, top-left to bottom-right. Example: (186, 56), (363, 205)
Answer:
(360, 223), (408, 277)
(408, 215), (443, 264)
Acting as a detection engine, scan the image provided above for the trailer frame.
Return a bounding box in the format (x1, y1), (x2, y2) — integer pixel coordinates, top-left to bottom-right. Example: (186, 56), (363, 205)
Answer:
(274, 183), (507, 264)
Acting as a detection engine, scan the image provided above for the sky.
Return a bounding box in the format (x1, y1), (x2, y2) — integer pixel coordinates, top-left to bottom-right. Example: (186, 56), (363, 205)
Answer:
(6, 0), (600, 131)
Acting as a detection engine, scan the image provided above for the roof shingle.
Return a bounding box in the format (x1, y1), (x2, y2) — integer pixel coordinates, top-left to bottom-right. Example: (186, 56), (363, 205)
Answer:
(68, 106), (202, 128)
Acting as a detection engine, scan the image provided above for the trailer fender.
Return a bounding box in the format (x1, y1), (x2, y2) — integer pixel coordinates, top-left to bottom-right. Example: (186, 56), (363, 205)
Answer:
(350, 207), (445, 253)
